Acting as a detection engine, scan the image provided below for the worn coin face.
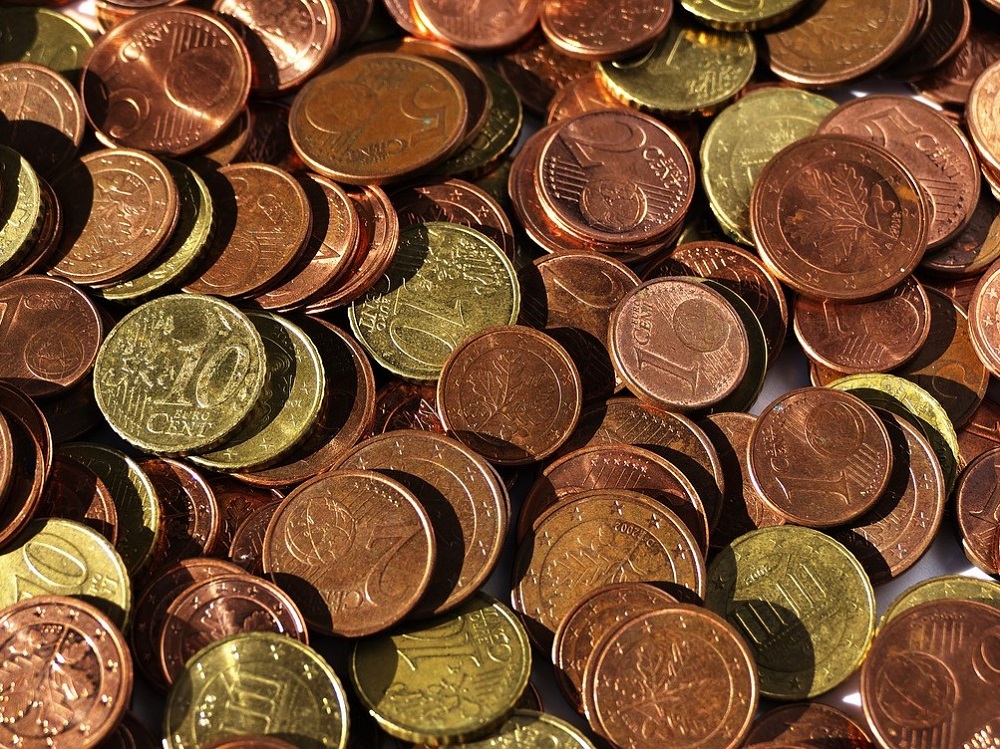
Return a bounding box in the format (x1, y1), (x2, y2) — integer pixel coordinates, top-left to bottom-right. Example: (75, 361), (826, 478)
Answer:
(540, 0), (671, 60)
(36, 455), (118, 545)
(410, 0), (539, 51)
(140, 457), (220, 570)
(745, 702), (874, 748)
(954, 446), (1000, 574)
(881, 574), (1000, 624)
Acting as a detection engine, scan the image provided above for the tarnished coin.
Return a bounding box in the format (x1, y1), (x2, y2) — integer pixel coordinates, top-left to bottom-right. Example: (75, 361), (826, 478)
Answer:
(495, 30), (594, 117)
(0, 382), (51, 550)
(372, 381), (445, 435)
(228, 500), (281, 575)
(968, 258), (1000, 379)
(540, 0), (671, 60)
(140, 458), (220, 571)
(94, 294), (266, 456)
(911, 23), (1000, 109)
(209, 478), (282, 554)
(36, 455), (118, 545)
(954, 446), (1000, 574)
(967, 60), (1000, 178)
(410, 0), (539, 51)
(745, 703), (874, 749)
(920, 190), (1000, 278)
(351, 593), (531, 745)
(958, 397), (1000, 466)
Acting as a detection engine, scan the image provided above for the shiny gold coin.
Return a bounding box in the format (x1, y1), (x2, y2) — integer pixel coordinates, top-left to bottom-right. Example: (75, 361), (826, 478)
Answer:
(352, 593), (531, 745)
(597, 18), (755, 117)
(59, 442), (162, 576)
(94, 294), (267, 455)
(0, 517), (131, 628)
(0, 145), (44, 273)
(412, 711), (596, 748)
(681, 0), (805, 29)
(165, 631), (350, 749)
(880, 574), (1000, 626)
(190, 312), (325, 472)
(0, 7), (94, 80)
(706, 525), (876, 700)
(349, 222), (519, 381)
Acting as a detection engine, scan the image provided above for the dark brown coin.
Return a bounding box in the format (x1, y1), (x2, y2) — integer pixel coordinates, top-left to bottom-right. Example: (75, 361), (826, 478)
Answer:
(371, 380), (445, 435)
(911, 22), (1000, 109)
(793, 276), (931, 374)
(751, 134), (929, 301)
(208, 476), (283, 553)
(80, 7), (251, 155)
(496, 30), (595, 116)
(187, 107), (253, 170)
(159, 572), (308, 685)
(140, 458), (221, 571)
(184, 163), (312, 298)
(262, 469), (436, 637)
(860, 599), (1000, 749)
(237, 102), (299, 169)
(958, 397), (1000, 466)
(410, 0), (539, 51)
(831, 410), (945, 585)
(438, 325), (582, 466)
(610, 277), (750, 412)
(516, 683), (543, 712)
(745, 703), (874, 749)
(213, 0), (341, 96)
(967, 258), (1000, 378)
(334, 430), (508, 618)
(954, 446), (1000, 574)
(228, 499), (281, 575)
(919, 273), (979, 312)
(0, 382), (51, 549)
(540, 0), (672, 61)
(699, 412), (786, 551)
(921, 190), (1000, 277)
(39, 376), (102, 444)
(518, 443), (709, 552)
(36, 454), (118, 545)
(51, 149), (179, 287)
(100, 711), (160, 749)
(546, 73), (628, 124)
(14, 177), (63, 278)
(0, 410), (15, 510)
(552, 581), (677, 712)
(749, 387), (894, 528)
(889, 0), (970, 79)
(0, 275), (103, 399)
(967, 60), (1000, 180)
(0, 595), (132, 748)
(0, 62), (83, 180)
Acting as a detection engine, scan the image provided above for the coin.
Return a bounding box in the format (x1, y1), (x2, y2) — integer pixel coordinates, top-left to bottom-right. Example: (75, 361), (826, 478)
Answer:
(890, 0), (971, 78)
(14, 176), (63, 278)
(880, 574), (1000, 624)
(416, 711), (596, 749)
(0, 145), (44, 273)
(706, 525), (876, 699)
(966, 61), (1000, 177)
(546, 73), (628, 124)
(921, 190), (1000, 278)
(140, 457), (220, 571)
(262, 469), (436, 636)
(351, 592), (531, 745)
(209, 477), (283, 553)
(228, 500), (281, 575)
(0, 382), (51, 549)
(39, 376), (102, 444)
(165, 631), (350, 749)
(0, 7), (93, 80)
(744, 703), (874, 749)
(36, 454), (119, 545)
(911, 22), (1000, 109)
(958, 397), (1000, 465)
(954, 447), (1000, 574)
(103, 711), (160, 749)
(682, 0), (802, 29)
(94, 294), (266, 456)
(540, 0), (671, 60)
(410, 0), (539, 51)
(0, 595), (132, 749)
(372, 381), (445, 435)
(968, 258), (1000, 378)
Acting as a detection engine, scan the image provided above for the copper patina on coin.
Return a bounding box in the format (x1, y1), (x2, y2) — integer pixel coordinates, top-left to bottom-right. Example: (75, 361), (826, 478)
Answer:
(954, 446), (1000, 574)
(140, 457), (220, 571)
(36, 454), (118, 545)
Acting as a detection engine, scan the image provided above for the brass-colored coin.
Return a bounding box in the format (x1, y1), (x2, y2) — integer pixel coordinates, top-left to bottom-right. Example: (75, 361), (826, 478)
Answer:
(59, 442), (162, 576)
(0, 517), (131, 628)
(413, 711), (596, 749)
(700, 88), (836, 246)
(165, 631), (350, 749)
(597, 19), (755, 117)
(190, 313), (325, 472)
(351, 593), (531, 745)
(349, 222), (519, 381)
(880, 574), (1000, 625)
(707, 526), (876, 700)
(0, 7), (93, 80)
(94, 294), (267, 456)
(682, 0), (804, 29)
(0, 145), (43, 273)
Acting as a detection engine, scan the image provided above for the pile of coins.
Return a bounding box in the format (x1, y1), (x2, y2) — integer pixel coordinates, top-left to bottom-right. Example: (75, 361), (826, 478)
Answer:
(2, 0), (1000, 748)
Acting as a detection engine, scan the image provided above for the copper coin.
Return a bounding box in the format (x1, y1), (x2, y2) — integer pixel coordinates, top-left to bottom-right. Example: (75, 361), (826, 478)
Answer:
(540, 0), (672, 61)
(0, 275), (103, 399)
(647, 240), (789, 366)
(159, 572), (308, 685)
(793, 276), (931, 374)
(51, 149), (179, 287)
(831, 410), (945, 585)
(410, 0), (539, 51)
(208, 476), (283, 553)
(511, 488), (706, 646)
(334, 430), (508, 618)
(954, 446), (1000, 574)
(262, 469), (436, 637)
(184, 163), (311, 298)
(919, 273), (979, 313)
(80, 7), (251, 155)
(213, 0), (341, 96)
(0, 382), (51, 549)
(371, 380), (446, 434)
(610, 277), (750, 412)
(236, 317), (375, 487)
(699, 412), (786, 551)
(188, 107), (253, 170)
(958, 397), (1000, 466)
(202, 739), (298, 749)
(290, 52), (468, 184)
(911, 22), (1000, 109)
(745, 703), (874, 749)
(0, 410), (15, 509)
(749, 387), (894, 528)
(894, 287), (988, 429)
(536, 109), (695, 246)
(518, 443), (709, 552)
(130, 556), (245, 691)
(968, 258), (1000, 378)
(968, 60), (1000, 177)
(0, 595), (132, 749)
(552, 582), (677, 713)
(0, 62), (83, 180)
(228, 499), (281, 575)
(496, 30), (595, 116)
(891, 0), (970, 79)
(250, 173), (361, 311)
(518, 251), (639, 402)
(818, 95), (979, 249)
(558, 397), (725, 531)
(38, 376), (102, 444)
(764, 0), (920, 85)
(546, 74), (628, 124)
(15, 177), (63, 278)
(36, 454), (119, 545)
(921, 190), (1000, 278)
(438, 325), (582, 466)
(582, 605), (757, 749)
(140, 457), (221, 571)
(860, 599), (1000, 748)
(751, 134), (929, 301)
(101, 711), (159, 749)
(236, 102), (299, 168)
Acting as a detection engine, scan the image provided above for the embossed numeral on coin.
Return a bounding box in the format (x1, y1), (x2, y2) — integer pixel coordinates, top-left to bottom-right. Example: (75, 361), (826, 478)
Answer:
(158, 340), (251, 409)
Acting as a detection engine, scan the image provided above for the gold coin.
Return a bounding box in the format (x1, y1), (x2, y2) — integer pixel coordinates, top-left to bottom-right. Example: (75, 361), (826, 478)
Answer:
(681, 0), (805, 30)
(349, 222), (519, 381)
(165, 631), (350, 749)
(0, 145), (44, 273)
(0, 7), (93, 80)
(881, 574), (1000, 626)
(700, 88), (836, 246)
(597, 19), (755, 117)
(412, 710), (596, 748)
(59, 442), (162, 576)
(0, 517), (131, 628)
(94, 293), (267, 455)
(706, 525), (876, 700)
(190, 312), (326, 472)
(351, 593), (531, 744)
